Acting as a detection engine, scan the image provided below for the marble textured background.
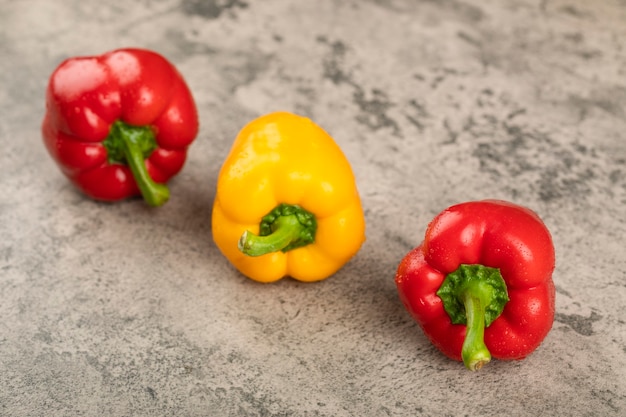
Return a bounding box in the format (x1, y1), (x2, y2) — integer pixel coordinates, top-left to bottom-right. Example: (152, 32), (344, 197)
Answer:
(1, 0), (625, 416)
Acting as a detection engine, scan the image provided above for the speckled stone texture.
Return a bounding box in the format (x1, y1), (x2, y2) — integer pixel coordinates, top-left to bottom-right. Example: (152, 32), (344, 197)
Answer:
(1, 0), (625, 416)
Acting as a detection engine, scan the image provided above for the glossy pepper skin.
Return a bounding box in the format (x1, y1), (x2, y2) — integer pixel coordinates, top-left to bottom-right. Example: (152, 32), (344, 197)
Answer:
(395, 200), (555, 371)
(212, 111), (366, 283)
(42, 48), (199, 206)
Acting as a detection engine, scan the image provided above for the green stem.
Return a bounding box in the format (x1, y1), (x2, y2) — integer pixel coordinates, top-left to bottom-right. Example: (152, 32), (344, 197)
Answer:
(238, 204), (317, 257)
(461, 290), (492, 371)
(436, 264), (509, 371)
(105, 121), (169, 207)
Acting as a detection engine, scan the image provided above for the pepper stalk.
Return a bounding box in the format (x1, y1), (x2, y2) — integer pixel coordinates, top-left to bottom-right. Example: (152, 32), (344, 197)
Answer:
(103, 120), (169, 206)
(436, 264), (510, 371)
(238, 204), (317, 256)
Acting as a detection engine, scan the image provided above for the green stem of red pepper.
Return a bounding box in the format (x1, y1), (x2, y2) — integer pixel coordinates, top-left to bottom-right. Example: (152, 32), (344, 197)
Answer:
(459, 286), (493, 370)
(104, 120), (169, 207)
(238, 204), (317, 256)
(436, 264), (509, 371)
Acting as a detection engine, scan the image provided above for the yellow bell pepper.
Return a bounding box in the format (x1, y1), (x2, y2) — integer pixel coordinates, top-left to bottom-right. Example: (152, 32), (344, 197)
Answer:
(212, 111), (366, 283)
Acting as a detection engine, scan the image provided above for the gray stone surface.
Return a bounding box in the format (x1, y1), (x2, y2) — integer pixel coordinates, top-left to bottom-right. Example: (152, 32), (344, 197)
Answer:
(1, 0), (625, 416)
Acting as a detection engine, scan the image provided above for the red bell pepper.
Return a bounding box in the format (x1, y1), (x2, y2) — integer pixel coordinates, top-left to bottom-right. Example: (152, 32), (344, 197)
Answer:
(395, 200), (555, 371)
(42, 48), (199, 206)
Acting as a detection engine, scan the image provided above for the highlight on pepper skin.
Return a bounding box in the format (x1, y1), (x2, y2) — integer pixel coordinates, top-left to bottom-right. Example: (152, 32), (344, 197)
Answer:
(211, 111), (366, 283)
(394, 199), (556, 371)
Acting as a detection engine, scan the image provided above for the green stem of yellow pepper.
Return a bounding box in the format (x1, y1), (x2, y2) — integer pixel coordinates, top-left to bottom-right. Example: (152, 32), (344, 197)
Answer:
(238, 204), (317, 256)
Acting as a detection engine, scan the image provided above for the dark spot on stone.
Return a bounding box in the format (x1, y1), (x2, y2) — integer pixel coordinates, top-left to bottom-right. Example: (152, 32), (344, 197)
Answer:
(609, 169), (623, 184)
(577, 49), (603, 60)
(470, 119), (601, 202)
(146, 386), (157, 400)
(559, 5), (591, 18)
(507, 108), (527, 120)
(555, 285), (572, 298)
(181, 0), (248, 19)
(405, 99), (430, 132)
(566, 92), (626, 122)
(563, 32), (584, 43)
(421, 0), (485, 23)
(318, 36), (401, 136)
(537, 165), (596, 202)
(590, 388), (621, 413)
(353, 88), (400, 136)
(318, 36), (351, 85)
(457, 31), (481, 47)
(555, 311), (602, 336)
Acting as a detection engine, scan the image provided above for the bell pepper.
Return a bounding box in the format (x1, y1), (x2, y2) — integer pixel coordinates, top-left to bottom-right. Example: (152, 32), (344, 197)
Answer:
(212, 111), (366, 283)
(395, 200), (555, 371)
(42, 48), (199, 206)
